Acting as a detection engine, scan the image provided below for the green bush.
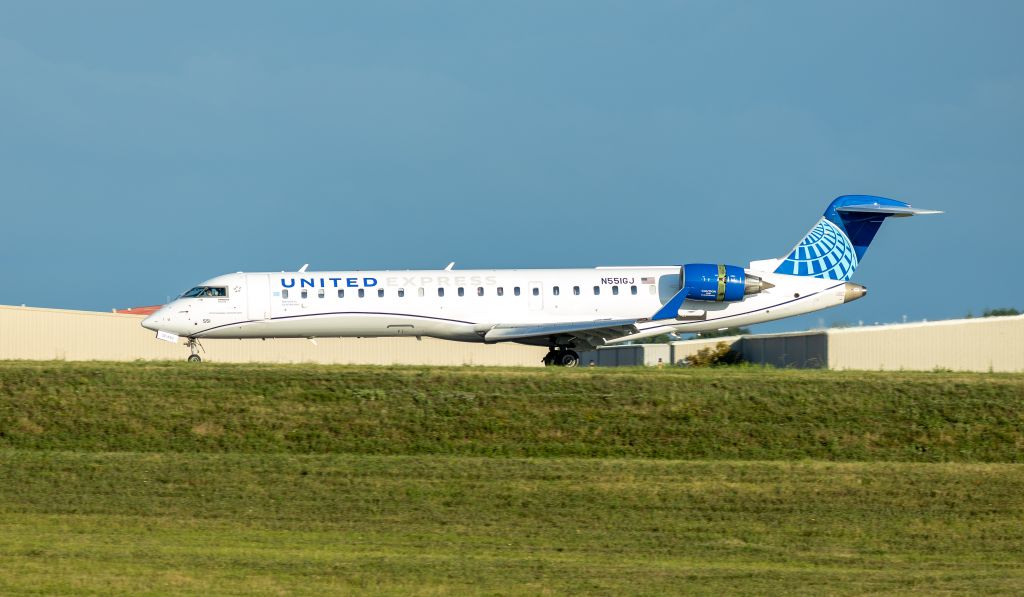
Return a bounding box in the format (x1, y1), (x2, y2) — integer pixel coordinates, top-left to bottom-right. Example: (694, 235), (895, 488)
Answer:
(684, 341), (742, 367)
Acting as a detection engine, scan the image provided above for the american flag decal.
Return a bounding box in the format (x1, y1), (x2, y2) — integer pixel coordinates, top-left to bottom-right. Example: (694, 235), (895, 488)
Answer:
(641, 277), (655, 284)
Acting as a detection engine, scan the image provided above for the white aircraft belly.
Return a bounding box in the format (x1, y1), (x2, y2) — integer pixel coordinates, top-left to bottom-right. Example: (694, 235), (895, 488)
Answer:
(196, 312), (481, 341)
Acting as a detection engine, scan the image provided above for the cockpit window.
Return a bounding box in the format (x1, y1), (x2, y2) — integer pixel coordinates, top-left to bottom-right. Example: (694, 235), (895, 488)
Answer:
(181, 286), (227, 298)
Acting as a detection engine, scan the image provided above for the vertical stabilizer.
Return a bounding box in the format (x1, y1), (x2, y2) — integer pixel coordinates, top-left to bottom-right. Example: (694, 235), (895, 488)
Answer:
(768, 195), (941, 280)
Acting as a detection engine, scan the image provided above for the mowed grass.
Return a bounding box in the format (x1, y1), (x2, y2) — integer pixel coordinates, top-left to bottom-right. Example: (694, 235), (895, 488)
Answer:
(0, 362), (1022, 595)
(1, 361), (1022, 461)
(2, 452), (1023, 595)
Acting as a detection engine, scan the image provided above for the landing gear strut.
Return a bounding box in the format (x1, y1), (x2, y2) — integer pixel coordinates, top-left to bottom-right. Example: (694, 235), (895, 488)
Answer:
(543, 347), (580, 367)
(186, 338), (204, 363)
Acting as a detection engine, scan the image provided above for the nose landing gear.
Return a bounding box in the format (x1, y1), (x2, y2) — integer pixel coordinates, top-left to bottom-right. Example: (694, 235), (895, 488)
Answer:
(186, 338), (205, 363)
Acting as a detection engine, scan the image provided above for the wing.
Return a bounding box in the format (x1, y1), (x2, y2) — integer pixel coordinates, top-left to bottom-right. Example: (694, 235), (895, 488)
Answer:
(483, 318), (640, 349)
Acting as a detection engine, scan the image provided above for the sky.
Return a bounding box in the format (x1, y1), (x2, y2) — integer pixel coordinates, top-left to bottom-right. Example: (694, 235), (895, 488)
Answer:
(1, 1), (1021, 332)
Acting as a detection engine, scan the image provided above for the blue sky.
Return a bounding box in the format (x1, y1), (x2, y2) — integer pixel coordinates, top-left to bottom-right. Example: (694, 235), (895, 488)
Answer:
(1, 1), (1021, 331)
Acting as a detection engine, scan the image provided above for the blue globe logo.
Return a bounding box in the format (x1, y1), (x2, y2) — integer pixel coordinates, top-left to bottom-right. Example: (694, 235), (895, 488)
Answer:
(776, 218), (858, 280)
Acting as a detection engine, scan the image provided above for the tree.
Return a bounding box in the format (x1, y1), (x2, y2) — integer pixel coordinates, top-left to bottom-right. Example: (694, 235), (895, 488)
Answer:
(982, 308), (1021, 317)
(640, 333), (680, 344)
(693, 327), (750, 339)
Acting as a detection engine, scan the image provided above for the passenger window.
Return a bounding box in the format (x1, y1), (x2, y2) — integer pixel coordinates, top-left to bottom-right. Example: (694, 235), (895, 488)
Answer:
(612, 286), (619, 295)
(573, 286), (580, 295)
(458, 287), (465, 297)
(593, 286), (600, 295)
(318, 289), (325, 299)
(438, 288), (445, 297)
(418, 288), (425, 297)
(553, 286), (560, 296)
(514, 287), (521, 296)
(398, 288), (405, 297)
(631, 285), (637, 295)
(649, 285), (656, 295)
(497, 287), (504, 296)
(477, 287), (484, 296)
(338, 289), (345, 298)
(378, 288), (384, 298)
(358, 289), (365, 298)
(282, 289), (289, 299)
(301, 289), (308, 299)
(532, 287), (540, 296)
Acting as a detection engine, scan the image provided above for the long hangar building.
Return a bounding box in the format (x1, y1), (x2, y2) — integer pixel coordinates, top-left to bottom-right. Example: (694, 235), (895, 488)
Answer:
(582, 315), (1024, 373)
(0, 304), (1021, 372)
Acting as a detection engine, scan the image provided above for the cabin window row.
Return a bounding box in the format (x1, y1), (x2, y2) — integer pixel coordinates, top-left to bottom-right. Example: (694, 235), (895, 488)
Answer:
(281, 284), (656, 300)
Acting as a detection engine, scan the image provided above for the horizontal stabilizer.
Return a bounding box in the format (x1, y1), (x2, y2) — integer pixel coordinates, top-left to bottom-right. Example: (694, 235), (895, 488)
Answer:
(836, 204), (943, 217)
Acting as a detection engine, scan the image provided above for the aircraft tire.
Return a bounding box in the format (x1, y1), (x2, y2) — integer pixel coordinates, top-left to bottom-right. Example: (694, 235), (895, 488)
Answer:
(187, 354), (202, 363)
(558, 351), (580, 367)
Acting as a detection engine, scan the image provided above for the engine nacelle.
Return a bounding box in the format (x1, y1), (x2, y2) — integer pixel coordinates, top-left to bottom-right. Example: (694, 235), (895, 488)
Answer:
(681, 264), (768, 302)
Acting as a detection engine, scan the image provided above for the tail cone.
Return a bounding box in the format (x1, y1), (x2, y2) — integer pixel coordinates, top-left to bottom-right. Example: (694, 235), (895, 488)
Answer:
(842, 283), (867, 303)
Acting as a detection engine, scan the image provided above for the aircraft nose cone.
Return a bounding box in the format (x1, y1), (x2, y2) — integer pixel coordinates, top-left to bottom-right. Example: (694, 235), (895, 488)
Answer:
(141, 306), (168, 331)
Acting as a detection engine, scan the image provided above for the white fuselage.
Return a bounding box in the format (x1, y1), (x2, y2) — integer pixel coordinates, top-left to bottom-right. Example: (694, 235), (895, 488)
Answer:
(142, 266), (854, 347)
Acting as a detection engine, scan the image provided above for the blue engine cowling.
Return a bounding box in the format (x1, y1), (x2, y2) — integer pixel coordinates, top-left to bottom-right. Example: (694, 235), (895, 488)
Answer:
(681, 264), (761, 302)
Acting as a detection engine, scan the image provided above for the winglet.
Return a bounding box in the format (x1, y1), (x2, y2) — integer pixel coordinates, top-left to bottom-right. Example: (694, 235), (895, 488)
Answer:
(445, 262), (455, 271)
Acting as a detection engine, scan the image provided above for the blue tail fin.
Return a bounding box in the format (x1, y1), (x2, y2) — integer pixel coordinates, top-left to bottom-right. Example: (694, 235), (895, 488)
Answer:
(772, 195), (941, 281)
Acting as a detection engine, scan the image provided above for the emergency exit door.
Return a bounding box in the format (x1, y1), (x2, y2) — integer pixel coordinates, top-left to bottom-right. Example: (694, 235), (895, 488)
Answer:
(246, 274), (271, 321)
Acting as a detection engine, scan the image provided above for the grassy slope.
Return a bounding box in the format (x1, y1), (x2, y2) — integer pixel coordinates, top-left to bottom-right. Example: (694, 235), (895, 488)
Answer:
(0, 362), (1022, 595)
(1, 362), (1022, 461)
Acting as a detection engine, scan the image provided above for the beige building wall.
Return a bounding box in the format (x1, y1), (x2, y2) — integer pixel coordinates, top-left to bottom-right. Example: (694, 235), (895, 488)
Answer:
(663, 317), (1023, 372)
(0, 305), (546, 366)
(826, 315), (1024, 372)
(3, 305), (1020, 371)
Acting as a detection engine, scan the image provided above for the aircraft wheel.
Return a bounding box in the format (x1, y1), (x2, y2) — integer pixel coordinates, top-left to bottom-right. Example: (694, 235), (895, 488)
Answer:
(542, 351), (557, 366)
(187, 354), (202, 363)
(558, 351), (580, 368)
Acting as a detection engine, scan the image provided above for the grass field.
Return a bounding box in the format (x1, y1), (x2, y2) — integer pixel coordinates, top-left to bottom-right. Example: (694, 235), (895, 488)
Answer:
(1, 362), (1022, 594)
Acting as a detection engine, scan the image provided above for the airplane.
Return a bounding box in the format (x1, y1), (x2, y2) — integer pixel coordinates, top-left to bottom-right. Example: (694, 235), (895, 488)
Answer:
(142, 195), (940, 365)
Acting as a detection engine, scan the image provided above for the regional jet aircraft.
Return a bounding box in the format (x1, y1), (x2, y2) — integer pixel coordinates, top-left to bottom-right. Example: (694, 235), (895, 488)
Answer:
(143, 195), (939, 365)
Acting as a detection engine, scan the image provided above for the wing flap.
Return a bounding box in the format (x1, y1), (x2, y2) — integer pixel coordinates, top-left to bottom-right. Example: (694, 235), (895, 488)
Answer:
(484, 319), (638, 343)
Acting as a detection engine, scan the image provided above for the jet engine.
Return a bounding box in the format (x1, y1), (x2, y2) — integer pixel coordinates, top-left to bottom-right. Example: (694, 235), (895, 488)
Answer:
(680, 264), (770, 302)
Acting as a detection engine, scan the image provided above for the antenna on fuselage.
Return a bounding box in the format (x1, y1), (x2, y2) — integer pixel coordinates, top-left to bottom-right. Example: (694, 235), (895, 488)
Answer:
(298, 264), (309, 273)
(444, 262), (455, 270)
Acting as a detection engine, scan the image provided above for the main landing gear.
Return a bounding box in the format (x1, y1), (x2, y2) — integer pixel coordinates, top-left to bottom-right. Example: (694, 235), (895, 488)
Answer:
(186, 338), (204, 363)
(543, 348), (580, 367)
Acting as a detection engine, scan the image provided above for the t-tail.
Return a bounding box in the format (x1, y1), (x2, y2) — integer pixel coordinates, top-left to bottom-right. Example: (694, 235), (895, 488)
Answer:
(751, 195), (942, 280)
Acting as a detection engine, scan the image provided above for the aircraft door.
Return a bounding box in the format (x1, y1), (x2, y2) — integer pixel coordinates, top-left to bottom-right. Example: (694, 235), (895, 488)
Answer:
(246, 274), (271, 321)
(528, 281), (544, 311)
